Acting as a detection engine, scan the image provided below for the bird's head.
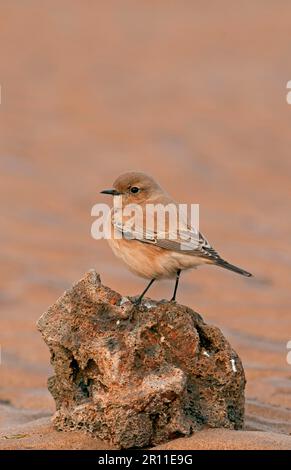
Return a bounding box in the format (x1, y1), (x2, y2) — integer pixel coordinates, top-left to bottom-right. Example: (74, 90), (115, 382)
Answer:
(101, 171), (163, 204)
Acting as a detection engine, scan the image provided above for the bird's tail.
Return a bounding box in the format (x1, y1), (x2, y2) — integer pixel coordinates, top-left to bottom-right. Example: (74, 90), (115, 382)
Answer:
(214, 259), (252, 277)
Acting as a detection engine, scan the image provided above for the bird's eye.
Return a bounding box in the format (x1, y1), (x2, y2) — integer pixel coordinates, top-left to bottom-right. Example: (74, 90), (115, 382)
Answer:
(130, 186), (140, 194)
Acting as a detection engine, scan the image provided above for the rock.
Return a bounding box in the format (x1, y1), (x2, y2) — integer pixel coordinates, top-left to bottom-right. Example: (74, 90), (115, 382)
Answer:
(37, 270), (246, 449)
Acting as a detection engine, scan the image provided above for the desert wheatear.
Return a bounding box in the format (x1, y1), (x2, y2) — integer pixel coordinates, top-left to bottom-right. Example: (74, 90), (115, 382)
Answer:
(101, 172), (252, 303)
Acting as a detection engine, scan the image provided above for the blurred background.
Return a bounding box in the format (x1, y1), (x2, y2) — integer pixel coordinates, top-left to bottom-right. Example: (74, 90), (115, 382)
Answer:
(1, 0), (291, 437)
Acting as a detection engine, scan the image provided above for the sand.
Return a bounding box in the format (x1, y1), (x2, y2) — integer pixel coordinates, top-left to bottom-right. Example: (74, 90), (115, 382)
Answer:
(1, 409), (290, 450)
(1, 0), (291, 451)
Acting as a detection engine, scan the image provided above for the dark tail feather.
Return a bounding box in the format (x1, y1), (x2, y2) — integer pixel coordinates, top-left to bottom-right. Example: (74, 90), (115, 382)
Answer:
(215, 259), (252, 277)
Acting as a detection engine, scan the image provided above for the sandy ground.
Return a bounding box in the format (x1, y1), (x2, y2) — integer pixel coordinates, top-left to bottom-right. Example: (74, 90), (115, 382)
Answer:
(1, 0), (291, 450)
(1, 414), (291, 451)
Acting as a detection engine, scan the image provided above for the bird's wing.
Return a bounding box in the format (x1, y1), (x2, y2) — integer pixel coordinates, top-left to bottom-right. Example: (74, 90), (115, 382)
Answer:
(112, 216), (221, 261)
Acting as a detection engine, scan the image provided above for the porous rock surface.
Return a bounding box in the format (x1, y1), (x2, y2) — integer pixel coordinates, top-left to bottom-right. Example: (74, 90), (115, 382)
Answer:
(37, 270), (245, 448)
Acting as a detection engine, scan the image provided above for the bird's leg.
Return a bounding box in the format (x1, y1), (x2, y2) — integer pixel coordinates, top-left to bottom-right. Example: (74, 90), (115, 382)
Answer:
(170, 269), (181, 302)
(134, 278), (155, 305)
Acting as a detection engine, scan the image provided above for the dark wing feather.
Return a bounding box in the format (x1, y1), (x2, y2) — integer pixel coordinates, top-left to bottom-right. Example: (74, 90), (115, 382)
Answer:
(113, 217), (221, 262)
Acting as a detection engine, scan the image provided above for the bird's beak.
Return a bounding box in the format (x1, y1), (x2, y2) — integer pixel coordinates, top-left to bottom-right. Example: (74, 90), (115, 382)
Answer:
(100, 189), (122, 196)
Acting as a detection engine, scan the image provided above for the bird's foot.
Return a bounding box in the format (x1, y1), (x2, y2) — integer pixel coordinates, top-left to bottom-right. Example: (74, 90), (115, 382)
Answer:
(132, 296), (142, 306)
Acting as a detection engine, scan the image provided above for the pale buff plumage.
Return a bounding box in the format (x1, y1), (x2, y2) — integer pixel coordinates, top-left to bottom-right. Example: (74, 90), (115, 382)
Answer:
(108, 236), (204, 279)
(101, 171), (252, 302)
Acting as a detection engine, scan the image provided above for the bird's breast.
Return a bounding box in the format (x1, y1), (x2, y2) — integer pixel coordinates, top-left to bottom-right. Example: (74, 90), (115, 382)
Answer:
(107, 237), (205, 279)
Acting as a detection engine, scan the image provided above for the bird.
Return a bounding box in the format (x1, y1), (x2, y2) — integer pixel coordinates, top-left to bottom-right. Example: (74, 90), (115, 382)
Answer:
(101, 171), (252, 304)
